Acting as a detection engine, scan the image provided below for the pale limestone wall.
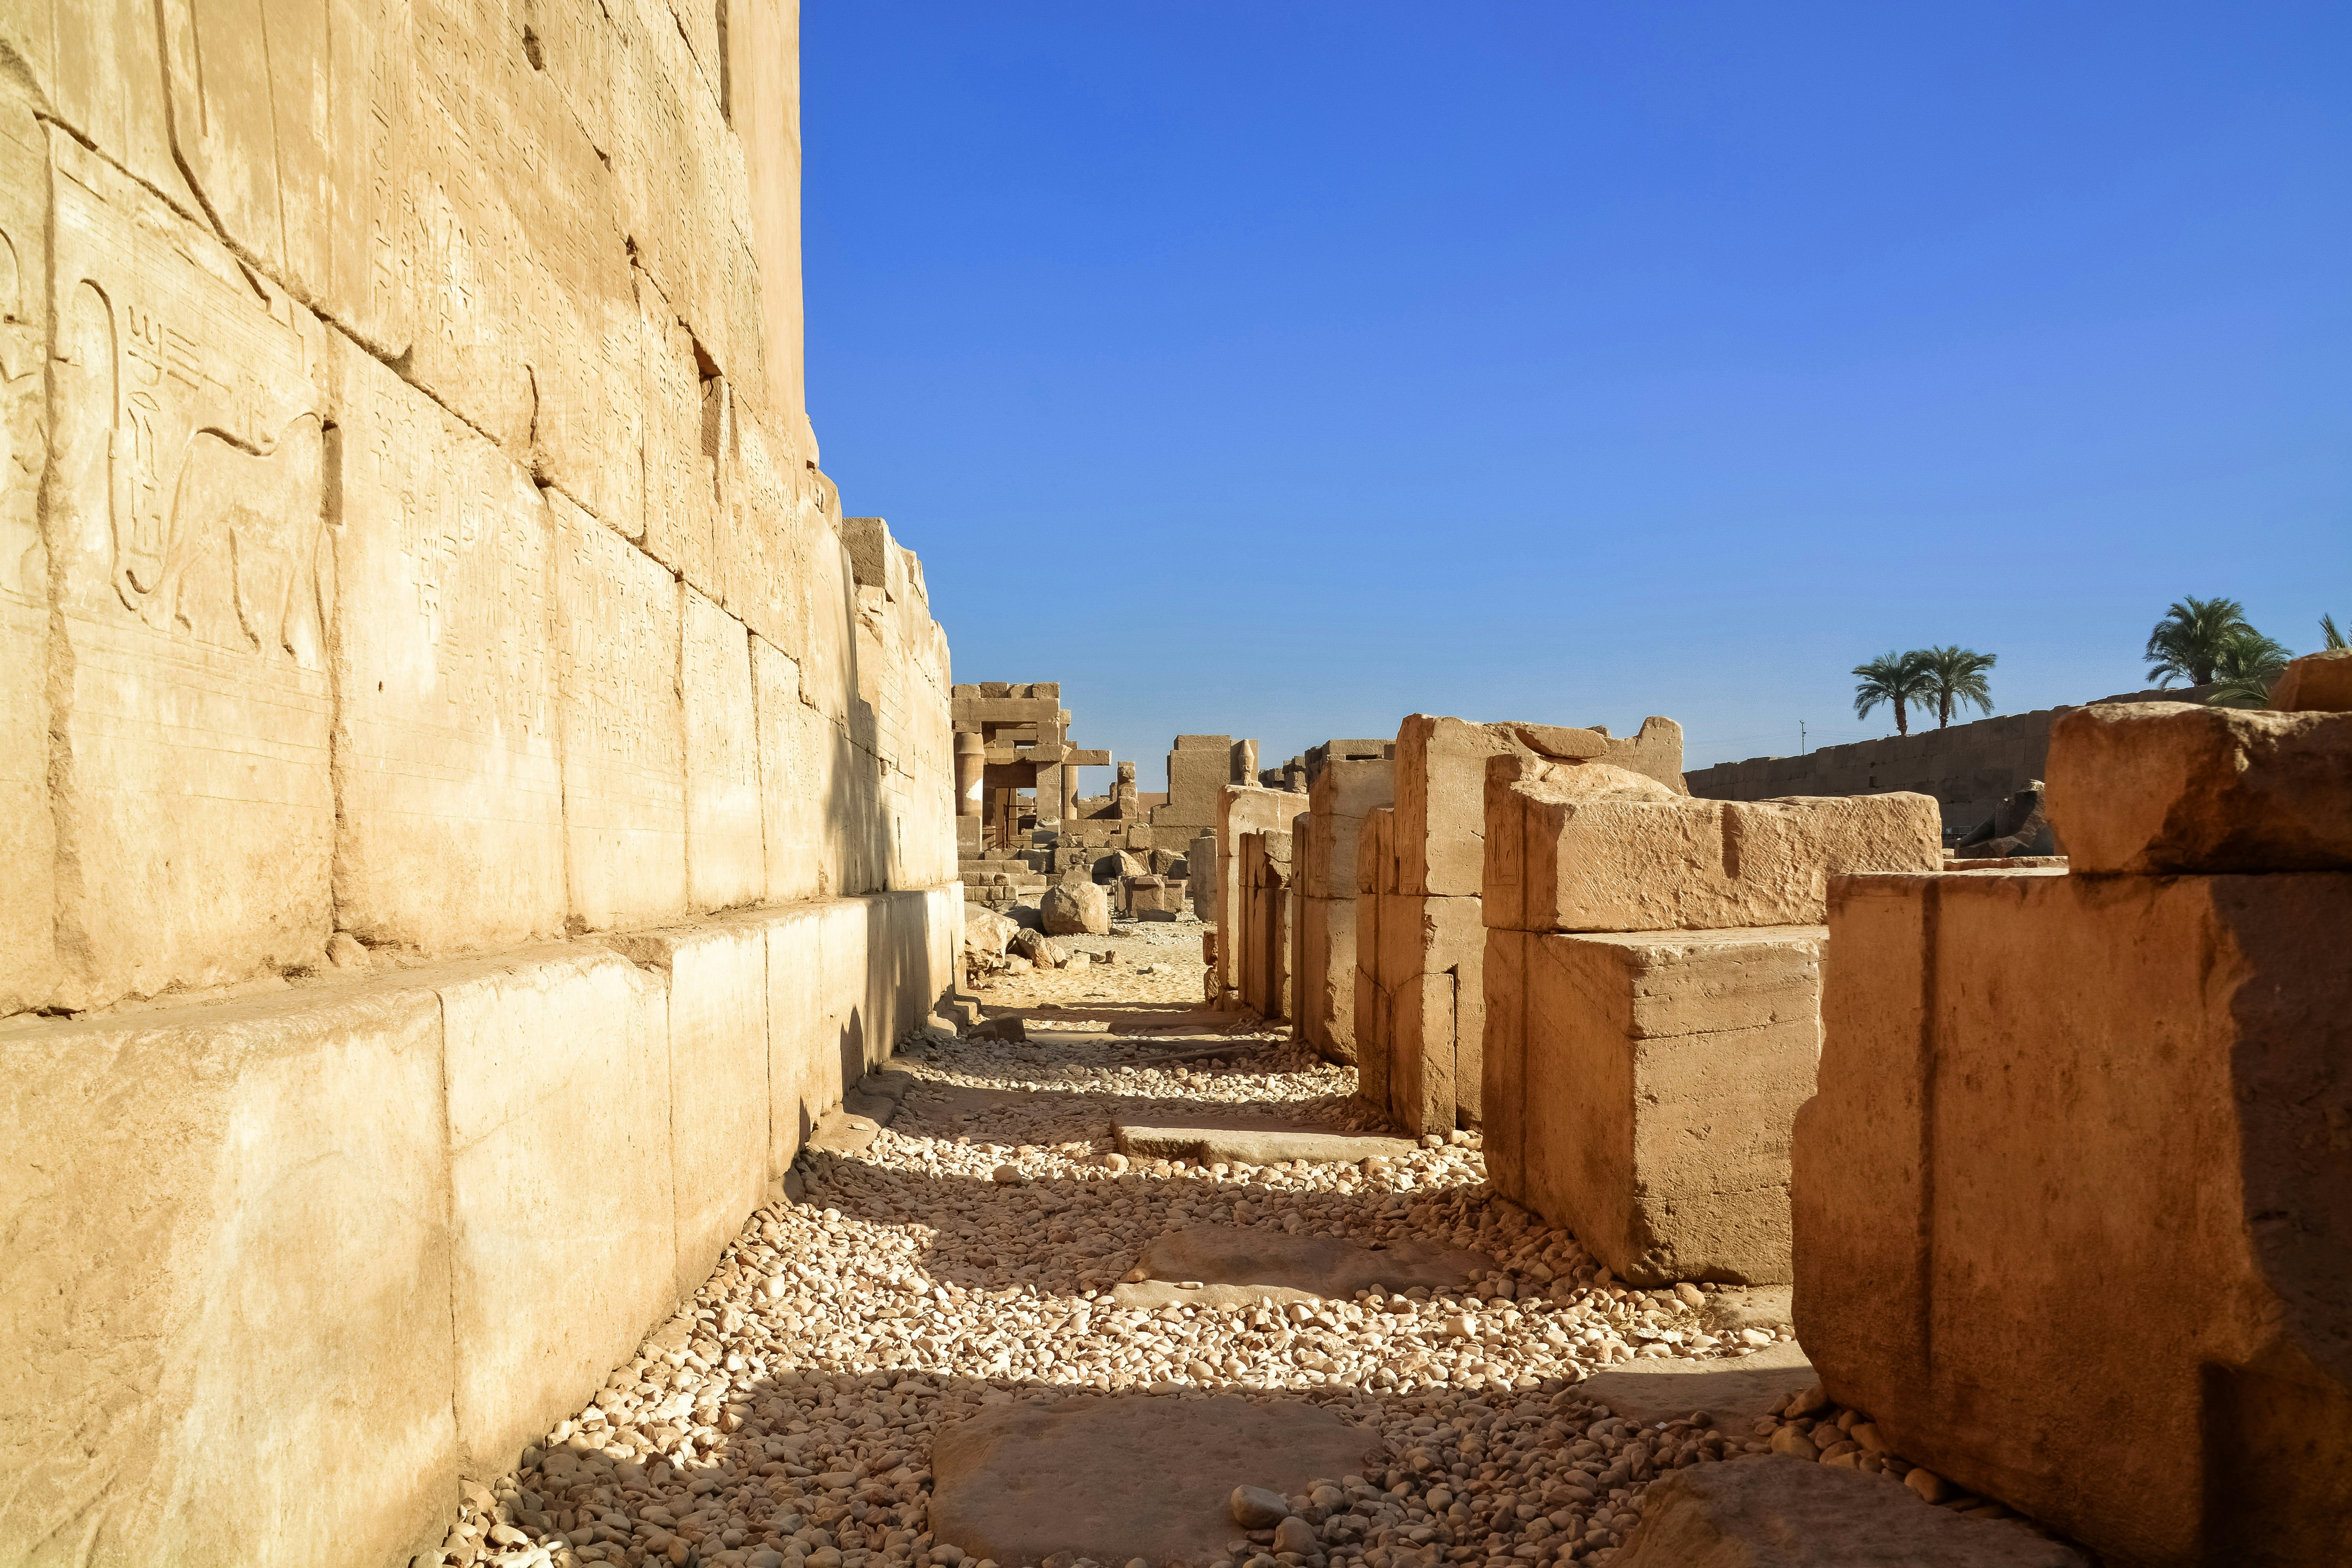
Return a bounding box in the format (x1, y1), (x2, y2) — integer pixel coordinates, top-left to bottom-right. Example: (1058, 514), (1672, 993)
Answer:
(0, 0), (961, 1559)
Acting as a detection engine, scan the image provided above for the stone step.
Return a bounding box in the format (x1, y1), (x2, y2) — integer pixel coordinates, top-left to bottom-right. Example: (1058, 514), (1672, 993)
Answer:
(1113, 1110), (1418, 1167)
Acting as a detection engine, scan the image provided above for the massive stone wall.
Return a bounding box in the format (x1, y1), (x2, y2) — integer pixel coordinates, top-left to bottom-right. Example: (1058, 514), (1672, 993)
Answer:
(0, 1), (960, 1560)
(1683, 685), (2213, 834)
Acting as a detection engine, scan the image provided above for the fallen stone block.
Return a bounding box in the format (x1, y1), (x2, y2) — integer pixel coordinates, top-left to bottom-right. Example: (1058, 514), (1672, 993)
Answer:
(1113, 1111), (1418, 1166)
(928, 1393), (1380, 1568)
(1617, 1456), (2087, 1567)
(1112, 1224), (1493, 1307)
(2271, 648), (2352, 712)
(1040, 880), (1111, 935)
(2044, 701), (2352, 873)
(1581, 1341), (1817, 1429)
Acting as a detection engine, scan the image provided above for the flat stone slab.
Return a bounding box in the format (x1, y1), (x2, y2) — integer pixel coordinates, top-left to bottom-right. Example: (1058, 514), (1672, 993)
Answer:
(1111, 1224), (1492, 1308)
(804, 1107), (882, 1157)
(1115, 1110), (1417, 1166)
(1706, 1285), (1793, 1335)
(929, 1393), (1380, 1567)
(1619, 1455), (2086, 1566)
(1583, 1341), (1817, 1428)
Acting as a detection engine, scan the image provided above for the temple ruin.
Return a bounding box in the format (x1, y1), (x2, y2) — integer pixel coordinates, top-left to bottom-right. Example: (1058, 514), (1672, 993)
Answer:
(1, 4), (2345, 1567)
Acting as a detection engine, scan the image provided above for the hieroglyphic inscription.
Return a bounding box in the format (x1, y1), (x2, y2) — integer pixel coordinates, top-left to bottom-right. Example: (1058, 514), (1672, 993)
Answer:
(0, 81), (52, 1012)
(554, 491), (687, 930)
(44, 127), (334, 1003)
(331, 336), (564, 950)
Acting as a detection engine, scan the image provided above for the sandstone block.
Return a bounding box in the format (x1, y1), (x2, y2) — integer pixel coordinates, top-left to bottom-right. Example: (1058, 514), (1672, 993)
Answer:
(600, 920), (769, 1301)
(0, 984), (455, 1568)
(1494, 925), (1823, 1284)
(1303, 755), (1397, 898)
(1487, 756), (1941, 931)
(328, 337), (565, 954)
(2045, 701), (2352, 873)
(1618, 1455), (2086, 1567)
(435, 947), (677, 1473)
(1296, 893), (1360, 1063)
(683, 587), (765, 911)
(1372, 892), (1488, 1136)
(1217, 786), (1313, 997)
(1795, 868), (2352, 1564)
(45, 136), (334, 1008)
(929, 1395), (1378, 1568)
(1041, 880), (1111, 936)
(2271, 648), (2352, 712)
(556, 497), (688, 929)
(752, 632), (840, 901)
(0, 83), (53, 1015)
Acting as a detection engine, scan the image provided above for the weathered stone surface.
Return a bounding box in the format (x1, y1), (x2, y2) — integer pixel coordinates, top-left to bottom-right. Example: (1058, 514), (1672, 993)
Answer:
(435, 947), (675, 1473)
(963, 906), (1020, 957)
(1115, 1224), (1492, 1303)
(555, 495), (689, 930)
(328, 336), (565, 954)
(2271, 649), (2352, 712)
(1216, 786), (1313, 1001)
(1368, 891), (1486, 1136)
(1583, 1341), (1817, 1429)
(1486, 758), (1941, 932)
(683, 586), (765, 911)
(928, 1394), (1379, 1566)
(0, 81), (52, 1015)
(0, 984), (454, 1568)
(1617, 1456), (2087, 1567)
(599, 920), (769, 1301)
(2044, 701), (2352, 873)
(1040, 880), (1111, 936)
(45, 133), (334, 1009)
(1796, 868), (2352, 1565)
(1491, 925), (1823, 1285)
(1113, 1112), (1419, 1166)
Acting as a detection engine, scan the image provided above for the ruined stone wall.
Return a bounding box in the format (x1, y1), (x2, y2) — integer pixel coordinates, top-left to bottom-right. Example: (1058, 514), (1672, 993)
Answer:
(1683, 685), (2212, 834)
(0, 2), (961, 1560)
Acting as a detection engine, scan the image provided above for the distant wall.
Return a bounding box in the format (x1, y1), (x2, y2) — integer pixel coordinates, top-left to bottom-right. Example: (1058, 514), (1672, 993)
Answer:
(1684, 687), (2213, 833)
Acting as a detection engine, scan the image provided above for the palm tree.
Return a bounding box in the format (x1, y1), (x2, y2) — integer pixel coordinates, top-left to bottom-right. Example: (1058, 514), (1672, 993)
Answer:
(2323, 611), (2346, 651)
(2207, 628), (2294, 709)
(1919, 645), (1997, 727)
(1853, 650), (1934, 736)
(2145, 596), (2251, 687)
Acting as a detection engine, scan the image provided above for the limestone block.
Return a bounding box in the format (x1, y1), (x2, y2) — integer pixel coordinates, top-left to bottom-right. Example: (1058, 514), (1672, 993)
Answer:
(2, 0), (202, 219)
(555, 495), (688, 930)
(1486, 757), (1941, 932)
(641, 294), (721, 587)
(601, 920), (769, 1299)
(1395, 715), (1550, 897)
(1492, 925), (1825, 1285)
(752, 632), (839, 901)
(1159, 734), (1233, 829)
(684, 587), (765, 911)
(0, 983), (455, 1568)
(1795, 868), (2352, 1565)
(327, 336), (565, 953)
(1303, 755), (1396, 898)
(45, 133), (334, 1007)
(0, 83), (53, 1014)
(2045, 701), (2352, 874)
(2272, 648), (2352, 712)
(435, 946), (676, 1473)
(760, 901), (832, 1168)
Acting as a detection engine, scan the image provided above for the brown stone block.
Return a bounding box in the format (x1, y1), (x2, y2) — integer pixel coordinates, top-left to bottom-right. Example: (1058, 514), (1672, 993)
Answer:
(1795, 868), (2352, 1565)
(1303, 755), (1395, 898)
(1497, 926), (1822, 1285)
(2272, 649), (2352, 712)
(0, 983), (455, 1568)
(1488, 757), (1940, 931)
(1395, 715), (1529, 897)
(2045, 701), (2352, 873)
(1372, 892), (1486, 1135)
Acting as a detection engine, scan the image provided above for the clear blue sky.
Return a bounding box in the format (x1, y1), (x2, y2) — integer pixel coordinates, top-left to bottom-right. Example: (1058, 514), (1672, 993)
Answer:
(802, 2), (2350, 783)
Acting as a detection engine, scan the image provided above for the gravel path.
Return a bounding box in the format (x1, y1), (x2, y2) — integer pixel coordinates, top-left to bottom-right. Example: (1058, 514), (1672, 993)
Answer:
(436, 917), (1803, 1568)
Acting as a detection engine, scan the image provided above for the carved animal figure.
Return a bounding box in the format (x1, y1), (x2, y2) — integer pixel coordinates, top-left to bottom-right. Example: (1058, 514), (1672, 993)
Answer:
(143, 413), (326, 663)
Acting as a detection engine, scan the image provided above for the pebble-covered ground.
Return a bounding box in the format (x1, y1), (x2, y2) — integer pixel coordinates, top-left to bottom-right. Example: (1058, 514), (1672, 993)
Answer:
(426, 914), (1926, 1568)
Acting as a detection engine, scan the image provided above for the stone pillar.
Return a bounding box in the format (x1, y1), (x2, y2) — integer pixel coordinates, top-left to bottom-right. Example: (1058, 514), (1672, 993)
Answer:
(1062, 762), (1080, 823)
(1113, 760), (1139, 819)
(954, 733), (984, 819)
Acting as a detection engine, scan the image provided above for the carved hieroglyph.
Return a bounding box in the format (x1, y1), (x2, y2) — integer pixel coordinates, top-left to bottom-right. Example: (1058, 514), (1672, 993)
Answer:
(46, 130), (335, 1004)
(329, 337), (566, 952)
(554, 492), (687, 930)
